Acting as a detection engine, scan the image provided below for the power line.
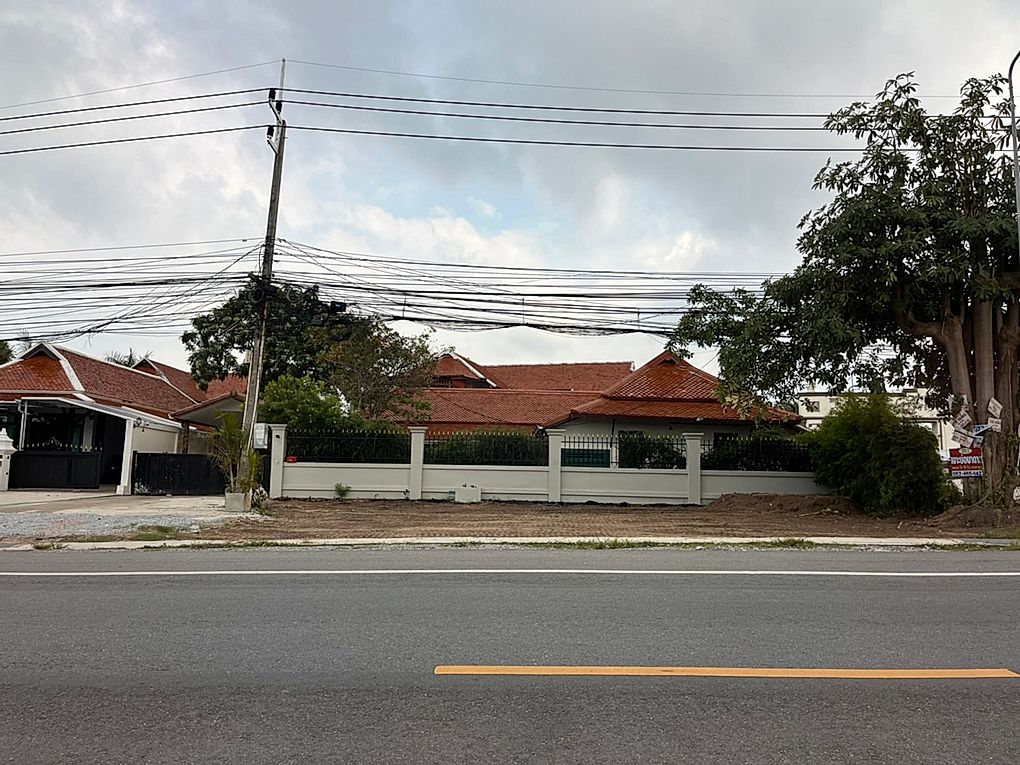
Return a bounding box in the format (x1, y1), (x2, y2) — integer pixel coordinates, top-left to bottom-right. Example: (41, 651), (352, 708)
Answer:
(287, 87), (832, 118)
(0, 125), (263, 157)
(287, 124), (862, 152)
(288, 58), (959, 100)
(285, 99), (830, 131)
(0, 100), (263, 137)
(0, 61), (277, 112)
(0, 88), (266, 124)
(0, 237), (256, 259)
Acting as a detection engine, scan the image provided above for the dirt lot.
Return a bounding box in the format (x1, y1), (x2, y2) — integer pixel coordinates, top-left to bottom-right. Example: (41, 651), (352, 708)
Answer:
(193, 493), (1009, 541)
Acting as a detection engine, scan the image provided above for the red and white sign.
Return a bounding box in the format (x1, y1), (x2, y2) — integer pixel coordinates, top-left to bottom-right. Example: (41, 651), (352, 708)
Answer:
(949, 447), (983, 479)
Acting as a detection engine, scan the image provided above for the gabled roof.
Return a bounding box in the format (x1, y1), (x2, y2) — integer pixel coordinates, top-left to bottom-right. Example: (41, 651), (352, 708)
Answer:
(417, 388), (598, 432)
(0, 343), (199, 419)
(600, 351), (719, 400)
(481, 361), (633, 392)
(51, 348), (197, 416)
(432, 353), (633, 392)
(133, 358), (246, 402)
(544, 351), (799, 427)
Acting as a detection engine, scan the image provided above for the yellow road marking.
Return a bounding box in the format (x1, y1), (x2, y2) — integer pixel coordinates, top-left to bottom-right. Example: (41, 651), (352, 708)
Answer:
(434, 665), (1020, 679)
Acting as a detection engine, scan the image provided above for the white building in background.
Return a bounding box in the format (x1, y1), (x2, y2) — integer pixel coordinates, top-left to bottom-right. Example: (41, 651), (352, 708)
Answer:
(795, 388), (955, 458)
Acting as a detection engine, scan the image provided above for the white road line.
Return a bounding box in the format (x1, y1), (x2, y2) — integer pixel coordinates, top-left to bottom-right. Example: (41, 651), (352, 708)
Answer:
(0, 569), (1019, 578)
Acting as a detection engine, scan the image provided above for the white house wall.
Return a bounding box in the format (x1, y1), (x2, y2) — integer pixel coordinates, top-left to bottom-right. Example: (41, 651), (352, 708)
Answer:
(559, 417), (751, 440)
(282, 463), (411, 500)
(131, 424), (179, 454)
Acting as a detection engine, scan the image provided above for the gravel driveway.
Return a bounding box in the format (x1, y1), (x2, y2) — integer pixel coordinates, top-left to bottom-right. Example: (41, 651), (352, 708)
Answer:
(0, 493), (251, 542)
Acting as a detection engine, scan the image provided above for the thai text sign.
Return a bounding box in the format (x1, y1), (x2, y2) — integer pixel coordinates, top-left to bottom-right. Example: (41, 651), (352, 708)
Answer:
(949, 447), (983, 479)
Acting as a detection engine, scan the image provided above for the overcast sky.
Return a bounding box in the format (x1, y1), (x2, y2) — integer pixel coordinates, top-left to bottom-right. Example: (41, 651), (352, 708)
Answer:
(2, 0), (1019, 372)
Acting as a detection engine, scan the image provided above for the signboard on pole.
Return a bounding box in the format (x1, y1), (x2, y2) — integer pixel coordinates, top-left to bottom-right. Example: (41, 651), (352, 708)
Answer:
(989, 417), (1003, 433)
(952, 428), (974, 448)
(953, 410), (973, 430)
(988, 398), (1003, 418)
(949, 447), (984, 479)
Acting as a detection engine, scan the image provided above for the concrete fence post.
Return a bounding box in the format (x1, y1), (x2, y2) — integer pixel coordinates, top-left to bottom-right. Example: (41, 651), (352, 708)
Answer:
(683, 432), (704, 505)
(546, 428), (564, 503)
(0, 428), (15, 492)
(269, 424), (287, 499)
(408, 427), (427, 500)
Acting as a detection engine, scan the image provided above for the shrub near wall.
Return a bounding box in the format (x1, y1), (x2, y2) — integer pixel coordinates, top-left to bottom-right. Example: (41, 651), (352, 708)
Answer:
(801, 395), (958, 516)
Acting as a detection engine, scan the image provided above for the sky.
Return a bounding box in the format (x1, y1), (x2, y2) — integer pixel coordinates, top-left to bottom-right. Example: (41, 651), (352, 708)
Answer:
(2, 0), (1019, 373)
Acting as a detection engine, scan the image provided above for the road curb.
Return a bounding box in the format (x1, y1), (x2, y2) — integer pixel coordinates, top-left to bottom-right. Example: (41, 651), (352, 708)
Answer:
(1, 534), (1014, 551)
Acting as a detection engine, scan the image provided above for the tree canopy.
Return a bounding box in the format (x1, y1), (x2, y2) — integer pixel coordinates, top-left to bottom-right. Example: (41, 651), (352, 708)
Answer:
(183, 282), (335, 388)
(670, 73), (1019, 502)
(105, 348), (151, 367)
(0, 341), (11, 365)
(258, 374), (360, 432)
(184, 284), (439, 421)
(319, 319), (439, 420)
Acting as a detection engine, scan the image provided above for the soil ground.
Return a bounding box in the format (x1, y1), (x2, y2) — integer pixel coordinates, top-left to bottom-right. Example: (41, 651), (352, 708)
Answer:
(193, 493), (1013, 541)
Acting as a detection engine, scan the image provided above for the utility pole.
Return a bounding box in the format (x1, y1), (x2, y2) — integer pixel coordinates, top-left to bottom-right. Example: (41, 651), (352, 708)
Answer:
(238, 58), (286, 494)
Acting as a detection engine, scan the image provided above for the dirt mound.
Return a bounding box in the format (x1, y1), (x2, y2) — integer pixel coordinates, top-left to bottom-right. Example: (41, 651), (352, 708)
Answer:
(707, 493), (862, 517)
(930, 504), (1020, 530)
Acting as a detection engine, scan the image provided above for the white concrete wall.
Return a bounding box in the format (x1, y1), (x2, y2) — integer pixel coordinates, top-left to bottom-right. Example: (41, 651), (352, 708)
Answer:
(561, 468), (689, 504)
(702, 471), (823, 501)
(421, 465), (548, 502)
(131, 425), (179, 454)
(281, 463), (411, 500)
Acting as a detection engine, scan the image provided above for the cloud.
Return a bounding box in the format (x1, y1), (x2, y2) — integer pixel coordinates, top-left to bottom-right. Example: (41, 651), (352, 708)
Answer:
(4, 0), (1020, 371)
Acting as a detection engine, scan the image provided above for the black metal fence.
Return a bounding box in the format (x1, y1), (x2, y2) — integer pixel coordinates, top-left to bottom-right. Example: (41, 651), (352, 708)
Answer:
(9, 450), (102, 489)
(561, 434), (688, 469)
(133, 453), (226, 496)
(287, 430), (412, 464)
(425, 431), (548, 466)
(701, 437), (813, 472)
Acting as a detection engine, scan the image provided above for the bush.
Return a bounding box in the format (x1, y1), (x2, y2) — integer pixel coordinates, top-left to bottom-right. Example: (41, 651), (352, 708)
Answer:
(259, 375), (362, 432)
(618, 433), (686, 469)
(802, 395), (958, 516)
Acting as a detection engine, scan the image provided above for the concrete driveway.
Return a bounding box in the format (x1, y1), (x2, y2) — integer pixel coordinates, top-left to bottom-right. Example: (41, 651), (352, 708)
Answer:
(0, 491), (253, 541)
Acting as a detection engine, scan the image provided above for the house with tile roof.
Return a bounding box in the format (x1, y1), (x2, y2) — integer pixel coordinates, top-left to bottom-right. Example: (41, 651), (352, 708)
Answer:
(418, 350), (799, 441)
(0, 343), (246, 492)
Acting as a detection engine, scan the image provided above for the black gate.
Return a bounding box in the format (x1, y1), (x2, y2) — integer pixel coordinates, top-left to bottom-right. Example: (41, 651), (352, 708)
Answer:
(132, 453), (272, 496)
(9, 451), (102, 490)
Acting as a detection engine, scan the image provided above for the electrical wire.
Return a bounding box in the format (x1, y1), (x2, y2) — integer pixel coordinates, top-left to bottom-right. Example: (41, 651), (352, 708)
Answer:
(288, 58), (959, 100)
(0, 125), (264, 157)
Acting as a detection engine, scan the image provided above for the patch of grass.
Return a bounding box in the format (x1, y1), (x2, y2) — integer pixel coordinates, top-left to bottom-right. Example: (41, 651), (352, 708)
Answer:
(31, 542), (65, 550)
(980, 528), (1020, 540)
(528, 539), (673, 550)
(527, 537), (834, 551)
(742, 538), (823, 550)
(922, 542), (1020, 552)
(130, 525), (182, 542)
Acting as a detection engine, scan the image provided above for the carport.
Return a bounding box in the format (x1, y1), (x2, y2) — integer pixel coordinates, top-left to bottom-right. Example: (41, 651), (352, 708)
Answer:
(0, 397), (180, 494)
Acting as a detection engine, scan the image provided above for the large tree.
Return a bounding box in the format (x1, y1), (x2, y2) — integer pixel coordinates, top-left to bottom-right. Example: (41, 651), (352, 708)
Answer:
(671, 73), (1019, 504)
(319, 319), (438, 420)
(184, 284), (438, 420)
(183, 282), (332, 388)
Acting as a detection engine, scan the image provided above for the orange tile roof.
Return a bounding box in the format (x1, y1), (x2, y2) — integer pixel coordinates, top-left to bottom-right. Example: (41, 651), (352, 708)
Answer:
(434, 354), (486, 380)
(480, 361), (633, 391)
(0, 354), (72, 392)
(543, 351), (799, 427)
(204, 375), (247, 399)
(416, 388), (598, 430)
(58, 349), (196, 416)
(601, 351), (719, 400)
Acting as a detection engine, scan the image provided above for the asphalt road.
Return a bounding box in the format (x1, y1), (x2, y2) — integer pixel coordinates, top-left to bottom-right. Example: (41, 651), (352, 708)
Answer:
(2, 548), (1018, 764)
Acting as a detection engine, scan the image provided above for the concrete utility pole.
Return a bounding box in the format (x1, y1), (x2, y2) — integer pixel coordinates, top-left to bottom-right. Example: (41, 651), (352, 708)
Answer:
(1009, 48), (1020, 265)
(238, 58), (287, 494)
